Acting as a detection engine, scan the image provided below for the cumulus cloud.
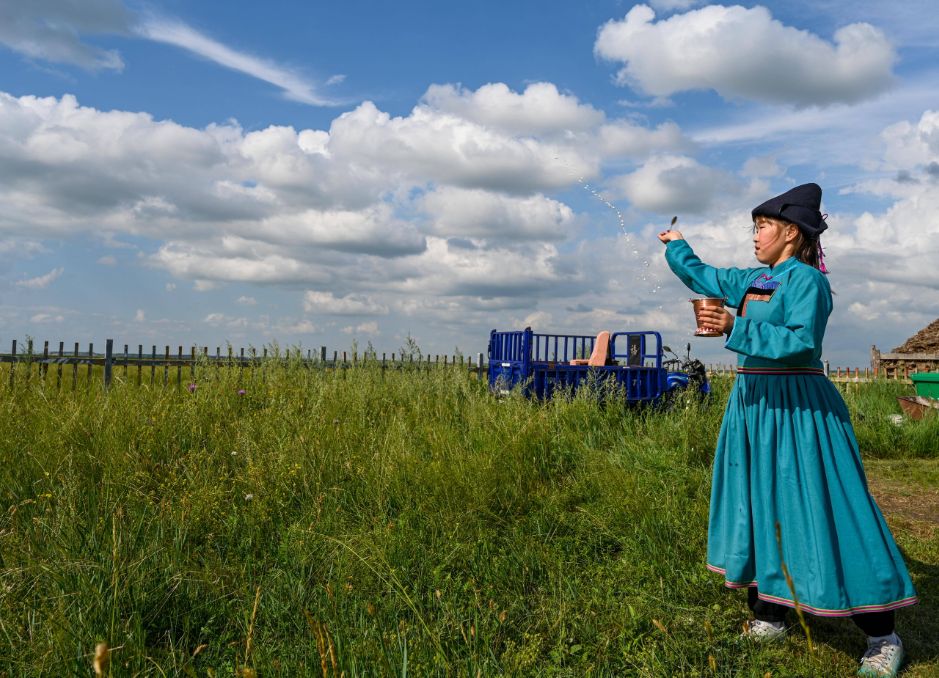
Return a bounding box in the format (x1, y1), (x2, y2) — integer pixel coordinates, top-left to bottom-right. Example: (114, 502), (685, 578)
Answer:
(421, 187), (576, 241)
(96, 255), (118, 266)
(273, 319), (318, 334)
(303, 292), (388, 315)
(327, 100), (595, 194)
(0, 84), (704, 341)
(0, 85), (687, 304)
(741, 154), (784, 178)
(235, 296), (258, 306)
(594, 5), (897, 107)
(0, 0), (130, 70)
(341, 321), (380, 336)
(203, 312), (271, 330)
(608, 155), (753, 214)
(878, 109), (939, 170)
(15, 267), (64, 290)
(133, 309), (145, 321)
(422, 82), (605, 135)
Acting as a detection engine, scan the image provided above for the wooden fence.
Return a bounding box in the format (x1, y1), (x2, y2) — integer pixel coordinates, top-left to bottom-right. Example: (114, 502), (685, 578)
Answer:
(705, 361), (915, 384)
(871, 345), (939, 380)
(0, 339), (489, 389)
(3, 338), (928, 391)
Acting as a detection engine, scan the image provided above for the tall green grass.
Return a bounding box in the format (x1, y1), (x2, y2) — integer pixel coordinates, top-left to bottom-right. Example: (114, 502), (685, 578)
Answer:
(0, 356), (936, 676)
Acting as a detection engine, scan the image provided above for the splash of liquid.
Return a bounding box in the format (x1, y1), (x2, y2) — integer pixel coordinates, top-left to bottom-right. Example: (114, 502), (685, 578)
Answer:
(573, 173), (662, 296)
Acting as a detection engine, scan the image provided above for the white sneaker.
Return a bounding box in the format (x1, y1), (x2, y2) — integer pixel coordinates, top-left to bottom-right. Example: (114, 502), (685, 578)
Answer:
(858, 635), (904, 678)
(738, 619), (786, 643)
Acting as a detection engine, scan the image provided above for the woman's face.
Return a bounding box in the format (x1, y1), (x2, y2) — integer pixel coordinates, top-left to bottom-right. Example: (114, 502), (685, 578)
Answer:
(752, 218), (796, 265)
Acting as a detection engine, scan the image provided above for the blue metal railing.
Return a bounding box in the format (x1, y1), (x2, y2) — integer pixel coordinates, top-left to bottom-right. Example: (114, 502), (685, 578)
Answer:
(488, 328), (668, 402)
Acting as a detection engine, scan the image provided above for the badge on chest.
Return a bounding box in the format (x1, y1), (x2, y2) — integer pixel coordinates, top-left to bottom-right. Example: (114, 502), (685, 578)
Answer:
(737, 274), (781, 317)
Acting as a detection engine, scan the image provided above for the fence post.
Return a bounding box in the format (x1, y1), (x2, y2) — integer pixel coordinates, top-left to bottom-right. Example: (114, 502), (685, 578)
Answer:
(477, 353), (483, 380)
(26, 338), (33, 386)
(320, 346), (326, 368)
(73, 343), (79, 389)
(138, 345), (143, 385)
(104, 339), (113, 389)
(123, 344), (128, 382)
(164, 346), (169, 386)
(86, 343), (93, 389)
(57, 341), (64, 390)
(42, 341), (49, 382)
(151, 346), (156, 385)
(177, 347), (183, 388)
(9, 339), (15, 389)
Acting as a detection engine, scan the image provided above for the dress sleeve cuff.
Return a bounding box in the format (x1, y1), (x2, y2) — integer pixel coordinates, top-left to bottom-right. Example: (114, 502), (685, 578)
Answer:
(725, 315), (744, 350)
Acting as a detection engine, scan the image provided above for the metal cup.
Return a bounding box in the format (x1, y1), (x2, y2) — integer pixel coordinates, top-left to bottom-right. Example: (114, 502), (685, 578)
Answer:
(690, 298), (726, 337)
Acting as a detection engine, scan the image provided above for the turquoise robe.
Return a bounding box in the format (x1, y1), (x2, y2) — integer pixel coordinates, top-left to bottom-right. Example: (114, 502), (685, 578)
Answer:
(666, 240), (917, 616)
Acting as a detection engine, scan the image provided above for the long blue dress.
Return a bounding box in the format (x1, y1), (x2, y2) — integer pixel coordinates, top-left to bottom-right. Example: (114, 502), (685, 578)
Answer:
(666, 240), (917, 617)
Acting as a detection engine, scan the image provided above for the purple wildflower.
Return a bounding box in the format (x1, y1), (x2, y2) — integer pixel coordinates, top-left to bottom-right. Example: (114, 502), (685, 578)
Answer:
(238, 389), (245, 395)
(189, 384), (196, 392)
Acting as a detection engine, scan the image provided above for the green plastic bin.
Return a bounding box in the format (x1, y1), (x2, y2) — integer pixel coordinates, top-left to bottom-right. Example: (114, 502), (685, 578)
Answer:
(910, 373), (939, 399)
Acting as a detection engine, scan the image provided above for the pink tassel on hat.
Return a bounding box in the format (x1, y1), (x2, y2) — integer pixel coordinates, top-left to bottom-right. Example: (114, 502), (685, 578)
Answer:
(818, 238), (828, 274)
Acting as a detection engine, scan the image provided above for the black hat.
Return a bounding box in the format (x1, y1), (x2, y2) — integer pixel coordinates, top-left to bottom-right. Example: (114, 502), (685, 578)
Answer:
(751, 183), (827, 240)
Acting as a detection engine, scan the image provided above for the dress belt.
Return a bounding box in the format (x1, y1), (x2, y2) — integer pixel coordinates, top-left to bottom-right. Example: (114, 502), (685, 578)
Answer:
(736, 366), (826, 376)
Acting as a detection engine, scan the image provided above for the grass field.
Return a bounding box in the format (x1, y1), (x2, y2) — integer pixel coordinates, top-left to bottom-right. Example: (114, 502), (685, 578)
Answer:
(1, 354), (937, 677)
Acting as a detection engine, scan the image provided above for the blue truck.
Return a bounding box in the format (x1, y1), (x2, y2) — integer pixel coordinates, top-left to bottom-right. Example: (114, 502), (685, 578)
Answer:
(487, 328), (708, 404)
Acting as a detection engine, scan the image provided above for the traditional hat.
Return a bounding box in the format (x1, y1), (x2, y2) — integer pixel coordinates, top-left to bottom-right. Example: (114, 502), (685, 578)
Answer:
(751, 183), (827, 240)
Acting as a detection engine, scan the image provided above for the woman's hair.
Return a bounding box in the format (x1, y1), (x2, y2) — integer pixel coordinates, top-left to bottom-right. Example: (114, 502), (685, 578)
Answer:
(752, 216), (825, 272)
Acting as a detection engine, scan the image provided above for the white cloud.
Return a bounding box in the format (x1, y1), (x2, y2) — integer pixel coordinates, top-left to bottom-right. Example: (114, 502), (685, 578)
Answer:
(421, 187), (576, 241)
(273, 319), (318, 334)
(0, 85), (692, 335)
(15, 267), (64, 290)
(422, 82), (605, 135)
(303, 291), (388, 315)
(0, 0), (129, 70)
(133, 309), (145, 321)
(594, 5), (897, 107)
(327, 100), (596, 194)
(235, 295), (258, 306)
(608, 155), (754, 214)
(203, 312), (266, 329)
(136, 17), (339, 106)
(878, 109), (939, 170)
(30, 313), (64, 323)
(741, 154), (784, 178)
(341, 321), (380, 336)
(165, 283), (176, 292)
(595, 119), (688, 158)
(96, 254), (118, 266)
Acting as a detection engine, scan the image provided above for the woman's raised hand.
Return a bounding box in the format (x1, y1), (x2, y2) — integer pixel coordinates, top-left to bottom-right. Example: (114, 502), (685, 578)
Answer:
(658, 230), (684, 243)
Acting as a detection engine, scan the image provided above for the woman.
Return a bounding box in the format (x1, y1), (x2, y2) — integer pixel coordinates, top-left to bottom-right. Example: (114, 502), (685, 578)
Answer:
(658, 183), (916, 678)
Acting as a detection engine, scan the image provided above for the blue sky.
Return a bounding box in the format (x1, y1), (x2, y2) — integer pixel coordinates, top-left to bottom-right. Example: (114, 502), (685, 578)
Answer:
(1, 0), (938, 366)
